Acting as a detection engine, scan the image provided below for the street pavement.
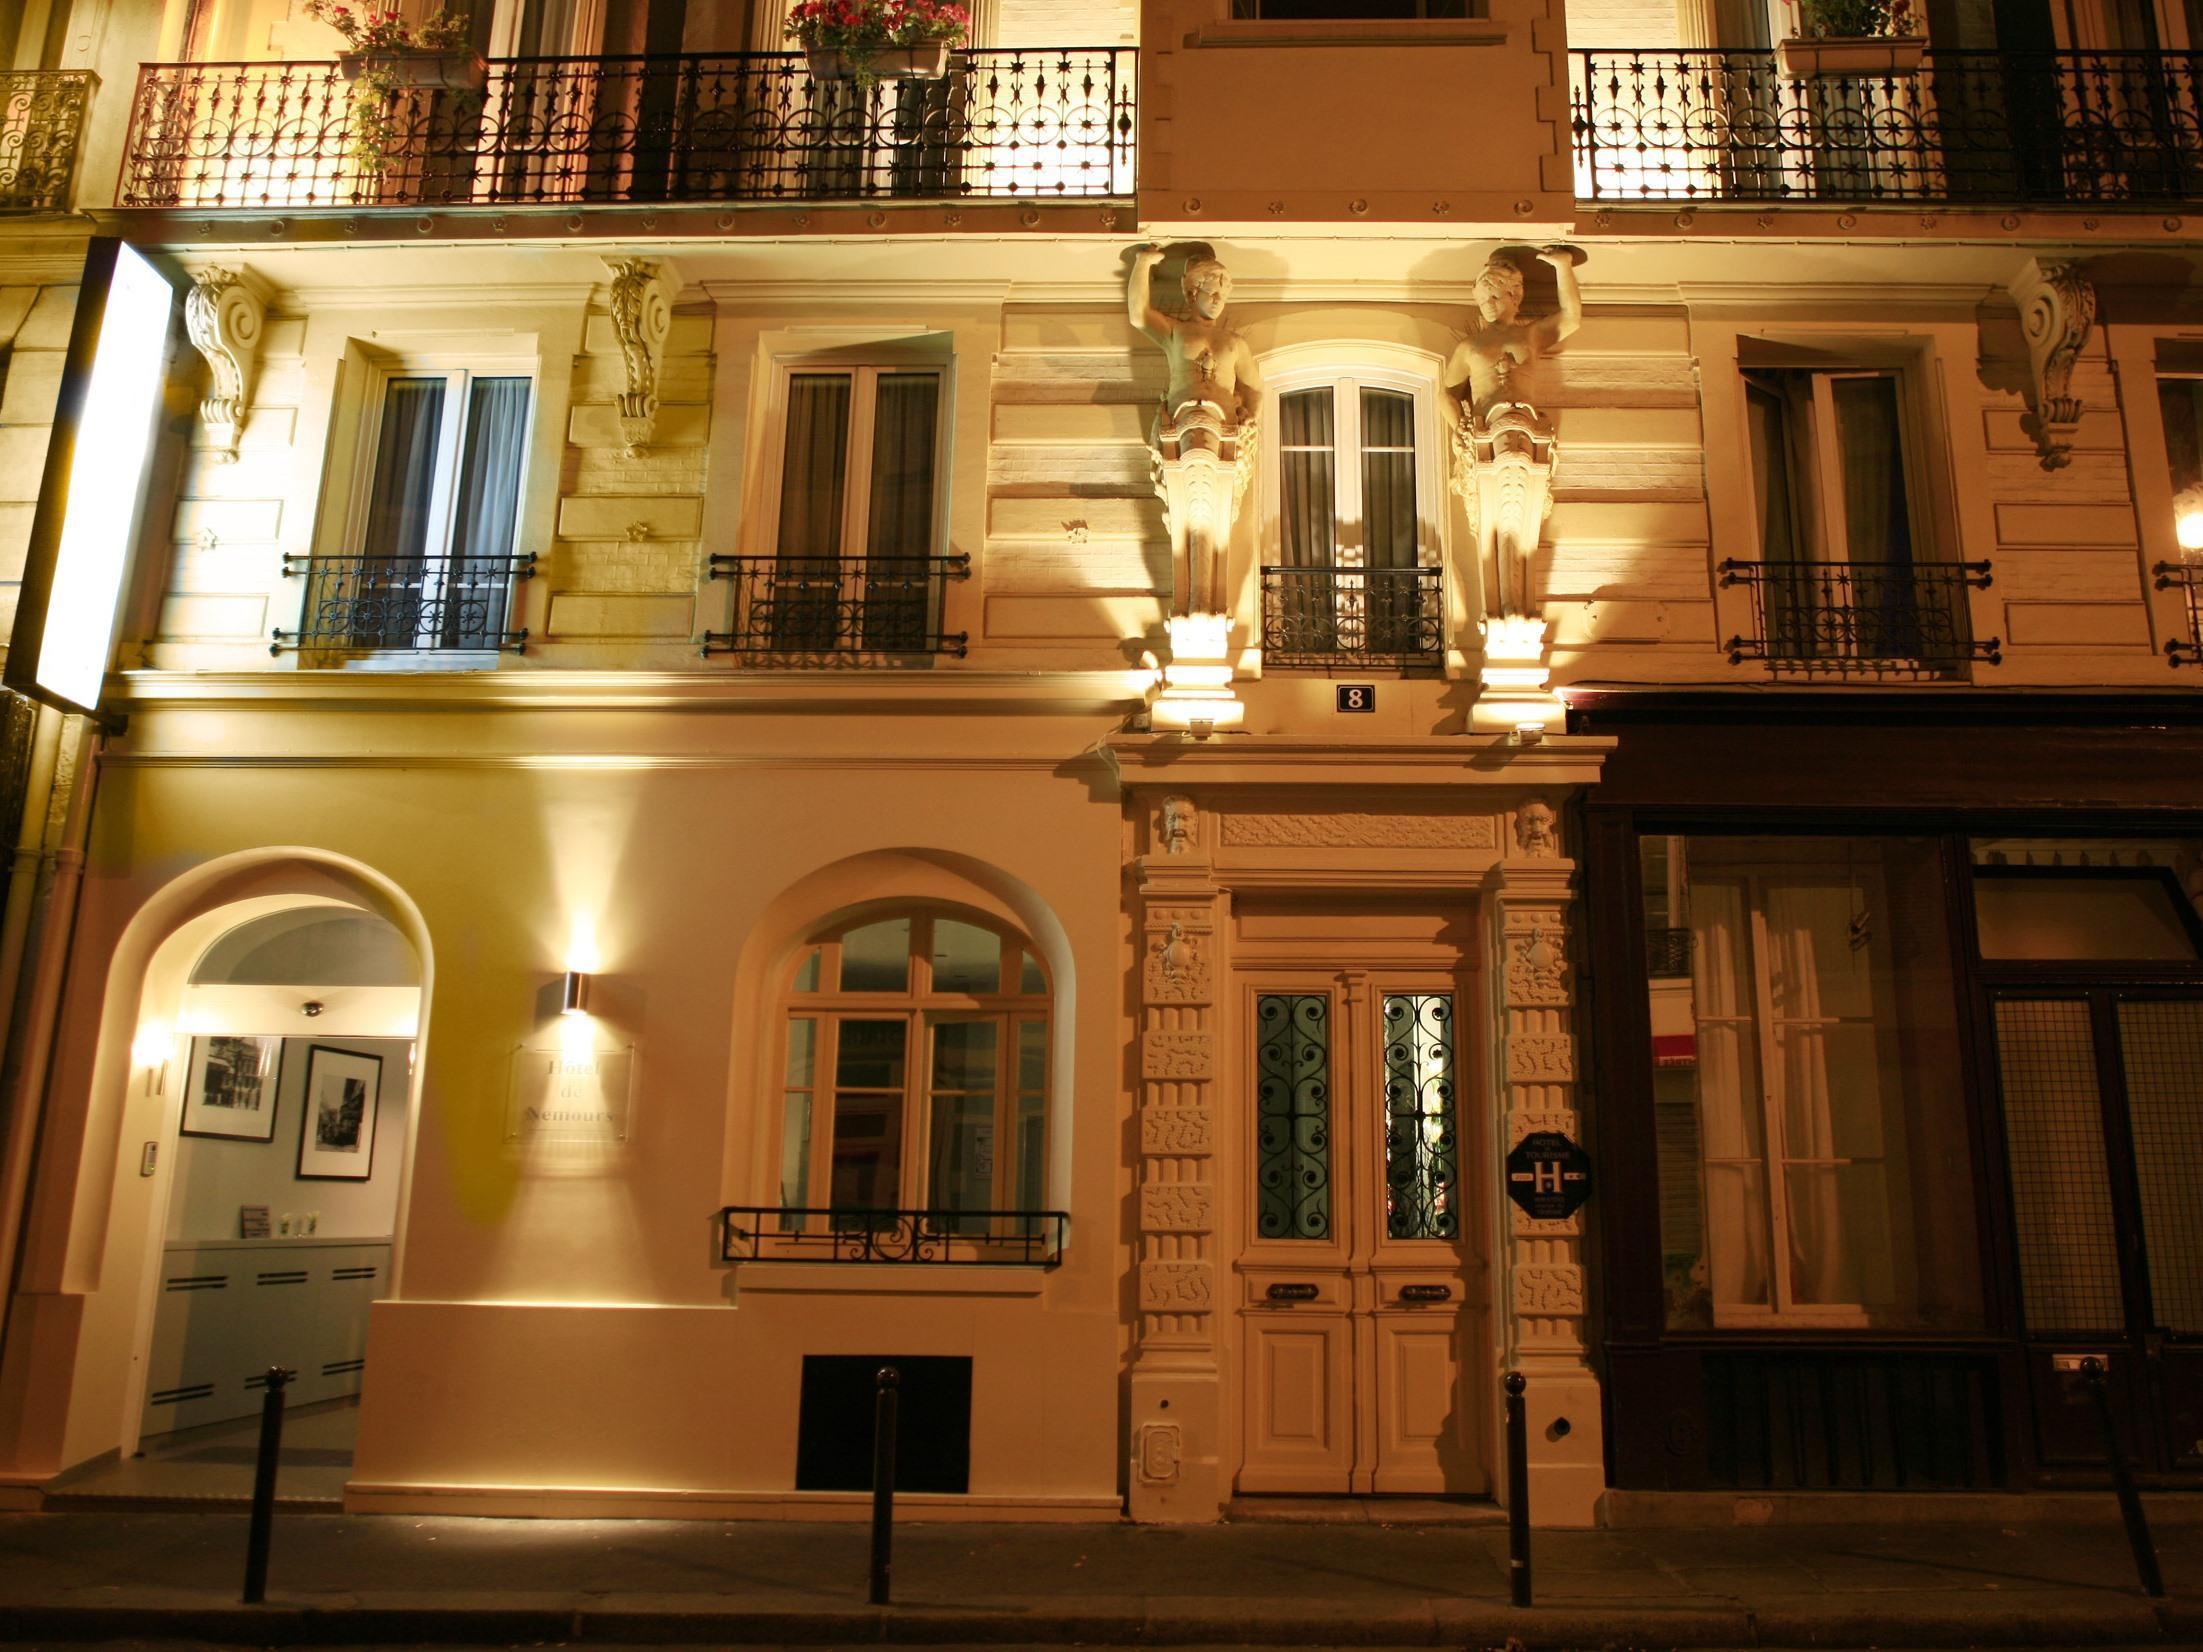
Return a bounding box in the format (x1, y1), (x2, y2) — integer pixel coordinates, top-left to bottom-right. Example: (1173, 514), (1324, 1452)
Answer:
(0, 1507), (2198, 1647)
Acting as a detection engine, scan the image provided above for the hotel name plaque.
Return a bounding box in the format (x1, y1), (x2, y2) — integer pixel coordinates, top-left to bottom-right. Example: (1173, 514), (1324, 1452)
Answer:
(506, 1047), (636, 1143)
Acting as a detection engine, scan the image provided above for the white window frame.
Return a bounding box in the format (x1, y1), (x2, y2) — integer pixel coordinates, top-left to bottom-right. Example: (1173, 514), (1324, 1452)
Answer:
(756, 350), (953, 564)
(346, 360), (537, 648)
(1261, 359), (1442, 573)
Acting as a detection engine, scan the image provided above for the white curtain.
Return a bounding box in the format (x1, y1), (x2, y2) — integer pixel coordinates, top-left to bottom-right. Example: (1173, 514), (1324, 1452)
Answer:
(1689, 879), (1770, 1311)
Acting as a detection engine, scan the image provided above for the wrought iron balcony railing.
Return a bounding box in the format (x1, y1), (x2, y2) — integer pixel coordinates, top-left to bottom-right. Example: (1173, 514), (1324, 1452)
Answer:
(1721, 558), (1998, 677)
(271, 553), (536, 653)
(2156, 561), (2203, 665)
(0, 70), (93, 212)
(704, 554), (969, 661)
(121, 48), (1133, 211)
(1573, 48), (2203, 204)
(1260, 564), (1445, 669)
(719, 1206), (1068, 1267)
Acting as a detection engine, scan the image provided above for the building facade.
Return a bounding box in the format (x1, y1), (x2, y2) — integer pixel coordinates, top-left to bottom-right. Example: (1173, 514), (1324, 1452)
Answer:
(0, 0), (2195, 1527)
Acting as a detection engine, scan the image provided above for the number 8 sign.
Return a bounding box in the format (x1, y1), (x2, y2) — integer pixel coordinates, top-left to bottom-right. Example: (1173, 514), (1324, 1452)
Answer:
(1335, 684), (1376, 713)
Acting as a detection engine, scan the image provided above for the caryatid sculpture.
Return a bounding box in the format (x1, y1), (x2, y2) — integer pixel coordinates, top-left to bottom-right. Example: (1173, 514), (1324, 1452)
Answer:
(1443, 247), (1583, 620)
(1128, 245), (1265, 619)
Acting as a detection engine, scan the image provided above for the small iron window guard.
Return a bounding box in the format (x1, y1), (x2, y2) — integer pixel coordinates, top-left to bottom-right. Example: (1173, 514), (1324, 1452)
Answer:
(2154, 561), (2203, 665)
(1719, 558), (1998, 678)
(1645, 925), (1693, 978)
(271, 553), (536, 654)
(0, 70), (94, 213)
(703, 554), (970, 661)
(718, 1206), (1068, 1267)
(1260, 564), (1445, 670)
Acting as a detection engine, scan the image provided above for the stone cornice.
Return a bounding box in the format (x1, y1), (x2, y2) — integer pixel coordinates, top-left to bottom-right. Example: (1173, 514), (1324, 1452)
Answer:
(1104, 732), (1614, 788)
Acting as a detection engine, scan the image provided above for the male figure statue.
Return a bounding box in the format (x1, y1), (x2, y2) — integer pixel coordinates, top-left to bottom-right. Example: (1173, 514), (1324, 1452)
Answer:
(1128, 246), (1265, 616)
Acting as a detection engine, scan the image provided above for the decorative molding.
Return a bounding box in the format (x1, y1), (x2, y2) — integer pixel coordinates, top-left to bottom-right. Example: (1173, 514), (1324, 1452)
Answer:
(1142, 1030), (1215, 1079)
(1144, 923), (1213, 1005)
(183, 267), (266, 463)
(1135, 1422), (1182, 1484)
(1513, 1262), (1585, 1316)
(1139, 1259), (1214, 1311)
(1503, 925), (1569, 1007)
(604, 256), (677, 458)
(1507, 1034), (1576, 1082)
(1221, 811), (1499, 849)
(1510, 1207), (1583, 1238)
(2009, 257), (2095, 472)
(1141, 1106), (1215, 1156)
(1139, 1182), (1214, 1232)
(1508, 1108), (1579, 1145)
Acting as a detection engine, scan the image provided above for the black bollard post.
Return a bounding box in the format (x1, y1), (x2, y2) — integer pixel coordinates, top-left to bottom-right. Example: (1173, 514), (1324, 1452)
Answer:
(241, 1366), (293, 1605)
(1505, 1370), (1531, 1608)
(869, 1365), (900, 1607)
(2080, 1357), (2163, 1598)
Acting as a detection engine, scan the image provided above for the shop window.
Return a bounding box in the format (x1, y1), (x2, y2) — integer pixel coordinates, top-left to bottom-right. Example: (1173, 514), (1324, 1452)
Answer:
(1640, 835), (1983, 1331)
(1730, 367), (1987, 676)
(1971, 837), (2203, 960)
(297, 368), (534, 653)
(777, 909), (1048, 1232)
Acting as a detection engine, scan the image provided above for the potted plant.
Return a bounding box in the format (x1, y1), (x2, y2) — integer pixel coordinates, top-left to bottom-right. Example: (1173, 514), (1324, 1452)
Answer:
(305, 1), (485, 174)
(1776, 0), (1925, 76)
(786, 0), (970, 86)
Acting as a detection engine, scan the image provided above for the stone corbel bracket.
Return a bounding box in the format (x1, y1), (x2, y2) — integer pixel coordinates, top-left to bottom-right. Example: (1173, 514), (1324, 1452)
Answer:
(2009, 258), (2096, 473)
(604, 256), (678, 459)
(183, 266), (269, 463)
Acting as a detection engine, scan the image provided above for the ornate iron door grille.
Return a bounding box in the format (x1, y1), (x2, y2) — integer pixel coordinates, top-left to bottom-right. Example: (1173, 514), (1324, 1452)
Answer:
(2155, 562), (2203, 665)
(719, 1205), (1067, 1266)
(272, 553), (535, 653)
(1260, 565), (1444, 670)
(1572, 48), (2203, 205)
(1721, 558), (1998, 678)
(703, 554), (969, 662)
(0, 71), (93, 212)
(120, 49), (1135, 210)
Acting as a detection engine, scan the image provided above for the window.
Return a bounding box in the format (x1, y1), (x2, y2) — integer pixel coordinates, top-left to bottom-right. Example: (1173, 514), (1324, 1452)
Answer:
(1231, 0), (1468, 15)
(1263, 371), (1442, 666)
(1642, 835), (1983, 1331)
(777, 910), (1048, 1233)
(349, 369), (533, 649)
(755, 362), (949, 654)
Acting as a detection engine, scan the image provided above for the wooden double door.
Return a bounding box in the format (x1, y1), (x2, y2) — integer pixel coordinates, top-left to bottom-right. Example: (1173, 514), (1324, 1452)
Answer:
(1232, 939), (1487, 1496)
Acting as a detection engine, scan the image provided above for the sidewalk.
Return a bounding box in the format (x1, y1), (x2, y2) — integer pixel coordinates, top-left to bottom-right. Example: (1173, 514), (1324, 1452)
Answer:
(1, 1507), (2200, 1647)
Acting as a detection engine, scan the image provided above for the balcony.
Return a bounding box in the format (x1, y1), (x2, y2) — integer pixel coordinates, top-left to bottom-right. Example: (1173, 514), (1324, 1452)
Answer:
(0, 70), (93, 212)
(1259, 565), (1445, 671)
(1572, 48), (2203, 205)
(703, 554), (969, 662)
(271, 553), (536, 654)
(119, 49), (1133, 211)
(2157, 561), (2203, 665)
(719, 1206), (1067, 1267)
(1721, 558), (1998, 678)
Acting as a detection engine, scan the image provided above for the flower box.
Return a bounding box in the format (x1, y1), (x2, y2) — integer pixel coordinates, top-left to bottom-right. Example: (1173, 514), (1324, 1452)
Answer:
(803, 41), (953, 81)
(1776, 34), (1927, 76)
(338, 47), (488, 93)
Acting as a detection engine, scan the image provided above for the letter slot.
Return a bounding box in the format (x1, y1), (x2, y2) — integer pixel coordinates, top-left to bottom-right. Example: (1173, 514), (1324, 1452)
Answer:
(1398, 1284), (1452, 1304)
(1266, 1283), (1320, 1302)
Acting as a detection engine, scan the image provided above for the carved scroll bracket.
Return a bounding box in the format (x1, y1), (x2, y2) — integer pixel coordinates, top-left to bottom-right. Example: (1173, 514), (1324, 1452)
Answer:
(2009, 257), (2096, 472)
(604, 256), (678, 458)
(183, 267), (268, 463)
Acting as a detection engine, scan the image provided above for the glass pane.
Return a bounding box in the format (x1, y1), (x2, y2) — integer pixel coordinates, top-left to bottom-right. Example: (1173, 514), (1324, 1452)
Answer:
(930, 1019), (998, 1093)
(451, 376), (530, 565)
(780, 1090), (813, 1211)
(1360, 388), (1417, 571)
(1762, 880), (1874, 1021)
(930, 919), (1000, 994)
(1831, 375), (1912, 568)
(838, 919), (910, 992)
(1994, 998), (2127, 1333)
(829, 1093), (901, 1208)
(866, 372), (939, 561)
(1775, 1022), (1888, 1162)
(792, 947), (822, 992)
(1016, 1092), (1046, 1211)
(834, 1018), (906, 1090)
(778, 373), (851, 559)
(1279, 387), (1337, 570)
(1255, 993), (1331, 1240)
(2116, 1001), (2203, 1335)
(1785, 1162), (1896, 1306)
(1018, 1019), (1046, 1092)
(927, 1089), (994, 1217)
(1745, 379), (1801, 565)
(1706, 1160), (1771, 1311)
(1019, 951), (1046, 995)
(2159, 377), (2203, 495)
(784, 1017), (817, 1087)
(1382, 994), (1456, 1239)
(1975, 875), (2201, 961)
(363, 377), (447, 564)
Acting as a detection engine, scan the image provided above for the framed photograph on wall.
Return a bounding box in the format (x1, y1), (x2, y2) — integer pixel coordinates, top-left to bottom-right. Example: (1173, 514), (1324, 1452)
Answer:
(296, 1045), (382, 1181)
(180, 1035), (282, 1141)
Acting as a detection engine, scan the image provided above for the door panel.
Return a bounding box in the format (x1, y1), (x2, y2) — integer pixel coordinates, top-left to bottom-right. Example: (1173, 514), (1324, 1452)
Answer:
(1241, 1314), (1353, 1491)
(1372, 1314), (1464, 1492)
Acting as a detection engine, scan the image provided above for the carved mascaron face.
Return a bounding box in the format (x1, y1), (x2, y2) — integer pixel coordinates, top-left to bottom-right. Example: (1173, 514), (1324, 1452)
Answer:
(1183, 262), (1231, 322)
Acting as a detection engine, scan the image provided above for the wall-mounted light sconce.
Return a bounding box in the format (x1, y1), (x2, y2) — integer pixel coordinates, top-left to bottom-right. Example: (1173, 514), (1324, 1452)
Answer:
(561, 970), (591, 1017)
(132, 1022), (171, 1097)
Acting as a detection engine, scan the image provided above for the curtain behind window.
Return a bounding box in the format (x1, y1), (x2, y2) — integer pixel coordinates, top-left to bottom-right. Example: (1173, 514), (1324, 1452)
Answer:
(775, 374), (852, 649)
(1359, 388), (1417, 569)
(359, 378), (447, 648)
(1278, 388), (1336, 569)
(1834, 376), (1912, 568)
(447, 376), (530, 647)
(1745, 372), (1817, 658)
(864, 372), (940, 649)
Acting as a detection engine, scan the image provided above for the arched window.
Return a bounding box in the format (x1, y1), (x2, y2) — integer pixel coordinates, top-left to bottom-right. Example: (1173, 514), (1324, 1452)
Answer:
(777, 908), (1049, 1232)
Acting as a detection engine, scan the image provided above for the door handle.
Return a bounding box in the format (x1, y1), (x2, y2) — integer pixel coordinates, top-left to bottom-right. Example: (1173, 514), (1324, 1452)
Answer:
(1266, 1283), (1319, 1302)
(1398, 1284), (1452, 1304)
